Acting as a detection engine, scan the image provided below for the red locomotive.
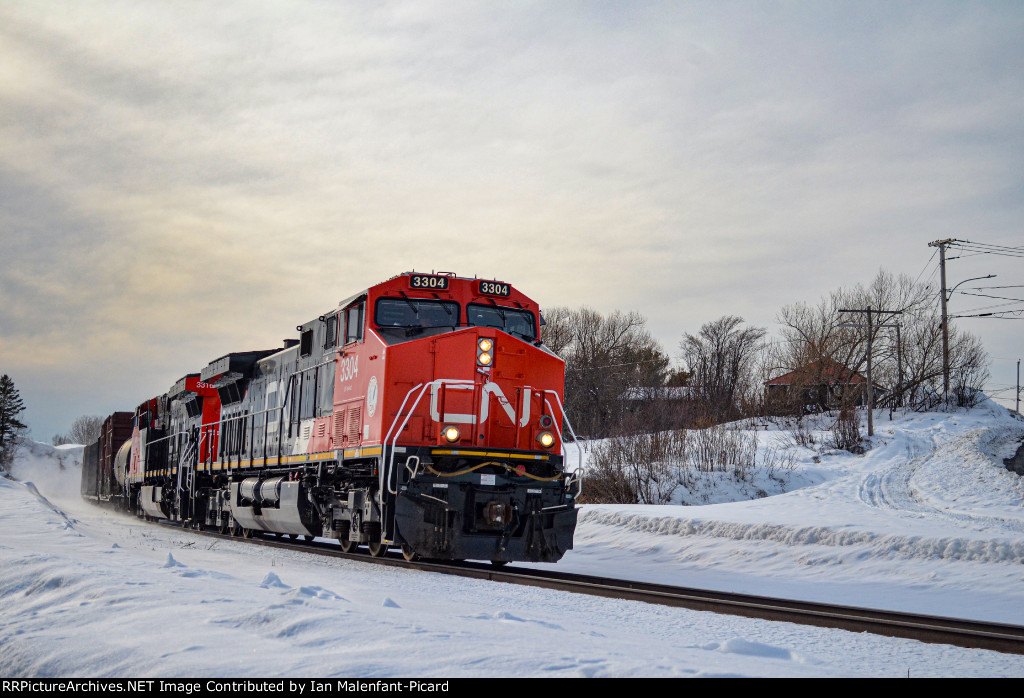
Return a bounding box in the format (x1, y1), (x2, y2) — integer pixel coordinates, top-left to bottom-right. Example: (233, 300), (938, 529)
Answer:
(83, 272), (580, 564)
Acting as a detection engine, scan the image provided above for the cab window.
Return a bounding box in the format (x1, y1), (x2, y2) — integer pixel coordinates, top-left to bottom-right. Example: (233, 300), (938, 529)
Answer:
(467, 303), (537, 341)
(324, 315), (338, 348)
(345, 303), (364, 344)
(375, 298), (459, 331)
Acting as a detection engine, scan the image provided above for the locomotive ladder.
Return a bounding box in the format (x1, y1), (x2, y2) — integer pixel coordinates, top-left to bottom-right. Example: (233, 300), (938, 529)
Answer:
(176, 433), (198, 523)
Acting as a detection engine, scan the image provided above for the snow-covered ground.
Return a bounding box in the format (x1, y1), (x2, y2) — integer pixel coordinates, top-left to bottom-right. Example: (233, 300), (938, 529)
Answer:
(551, 400), (1024, 626)
(3, 403), (1024, 677)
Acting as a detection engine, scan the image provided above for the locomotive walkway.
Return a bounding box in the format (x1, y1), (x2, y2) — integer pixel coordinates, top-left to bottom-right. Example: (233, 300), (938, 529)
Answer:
(187, 524), (1024, 656)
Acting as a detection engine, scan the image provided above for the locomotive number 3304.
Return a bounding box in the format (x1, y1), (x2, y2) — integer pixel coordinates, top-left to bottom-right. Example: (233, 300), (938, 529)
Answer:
(479, 281), (511, 296)
(409, 275), (449, 289)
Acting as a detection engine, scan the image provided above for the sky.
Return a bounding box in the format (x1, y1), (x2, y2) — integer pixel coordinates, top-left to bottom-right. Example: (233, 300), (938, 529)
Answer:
(1, 1), (1022, 440)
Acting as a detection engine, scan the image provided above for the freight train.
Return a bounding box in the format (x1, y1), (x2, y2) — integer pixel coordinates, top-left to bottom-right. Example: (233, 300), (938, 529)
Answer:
(81, 272), (580, 564)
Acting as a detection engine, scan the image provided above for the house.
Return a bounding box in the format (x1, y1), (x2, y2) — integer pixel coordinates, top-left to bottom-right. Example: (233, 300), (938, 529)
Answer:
(764, 359), (886, 414)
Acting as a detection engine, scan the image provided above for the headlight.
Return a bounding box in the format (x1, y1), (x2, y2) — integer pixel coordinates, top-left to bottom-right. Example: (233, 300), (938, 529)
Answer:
(478, 337), (494, 366)
(537, 431), (555, 449)
(443, 426), (461, 443)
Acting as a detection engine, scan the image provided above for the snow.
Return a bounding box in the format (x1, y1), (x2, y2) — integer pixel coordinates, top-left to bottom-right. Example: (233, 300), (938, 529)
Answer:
(2, 406), (1024, 677)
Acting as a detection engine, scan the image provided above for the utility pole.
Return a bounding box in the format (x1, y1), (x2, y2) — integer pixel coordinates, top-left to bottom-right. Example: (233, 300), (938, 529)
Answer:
(894, 323), (903, 409)
(1017, 359), (1021, 415)
(928, 239), (957, 405)
(867, 307), (873, 436)
(839, 307), (902, 437)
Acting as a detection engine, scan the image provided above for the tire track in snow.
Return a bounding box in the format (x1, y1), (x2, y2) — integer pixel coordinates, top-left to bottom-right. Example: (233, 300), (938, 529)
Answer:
(856, 433), (931, 513)
(857, 424), (1024, 534)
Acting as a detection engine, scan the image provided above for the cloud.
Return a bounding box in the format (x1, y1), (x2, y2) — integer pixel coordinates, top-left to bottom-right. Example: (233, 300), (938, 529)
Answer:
(1, 1), (1022, 436)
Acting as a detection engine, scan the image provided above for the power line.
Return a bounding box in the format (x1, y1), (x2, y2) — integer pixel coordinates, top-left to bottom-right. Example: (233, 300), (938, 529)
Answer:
(953, 300), (1024, 314)
(912, 249), (938, 287)
(951, 244), (1024, 259)
(957, 291), (1024, 303)
(955, 240), (1024, 252)
(947, 251), (999, 260)
(952, 312), (1024, 319)
(957, 239), (1024, 253)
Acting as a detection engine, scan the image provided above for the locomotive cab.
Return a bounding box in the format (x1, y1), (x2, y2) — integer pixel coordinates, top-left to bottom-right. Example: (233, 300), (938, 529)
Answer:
(355, 273), (579, 562)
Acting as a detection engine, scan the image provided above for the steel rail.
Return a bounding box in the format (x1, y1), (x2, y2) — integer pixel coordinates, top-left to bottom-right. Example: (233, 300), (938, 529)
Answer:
(164, 523), (1024, 656)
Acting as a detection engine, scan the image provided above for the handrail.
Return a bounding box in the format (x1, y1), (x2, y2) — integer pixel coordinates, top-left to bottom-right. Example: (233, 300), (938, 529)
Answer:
(384, 381), (438, 495)
(380, 382), (426, 495)
(381, 382), (423, 451)
(176, 433), (196, 493)
(544, 390), (584, 499)
(383, 378), (473, 495)
(140, 403), (283, 447)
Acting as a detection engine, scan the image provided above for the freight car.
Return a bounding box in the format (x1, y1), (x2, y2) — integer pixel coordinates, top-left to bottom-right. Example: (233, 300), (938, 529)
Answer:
(81, 272), (581, 564)
(80, 412), (133, 502)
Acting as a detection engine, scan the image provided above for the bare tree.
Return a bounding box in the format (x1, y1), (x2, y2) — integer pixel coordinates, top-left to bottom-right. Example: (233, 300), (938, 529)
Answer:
(542, 307), (671, 438)
(680, 316), (766, 423)
(773, 269), (990, 413)
(949, 331), (990, 408)
(68, 415), (104, 445)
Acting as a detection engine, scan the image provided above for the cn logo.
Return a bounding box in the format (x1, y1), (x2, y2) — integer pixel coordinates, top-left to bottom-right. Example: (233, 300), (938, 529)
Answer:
(428, 380), (530, 427)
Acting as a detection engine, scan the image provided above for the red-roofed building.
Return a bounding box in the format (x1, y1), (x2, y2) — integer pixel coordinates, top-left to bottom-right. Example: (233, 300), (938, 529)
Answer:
(765, 359), (886, 414)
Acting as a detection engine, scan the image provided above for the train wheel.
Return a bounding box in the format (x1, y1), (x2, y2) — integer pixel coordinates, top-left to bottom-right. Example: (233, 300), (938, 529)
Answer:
(367, 541), (388, 558)
(338, 539), (357, 553)
(490, 560), (509, 568)
(303, 535), (314, 543)
(401, 545), (418, 562)
(218, 519), (228, 535)
(229, 521), (240, 537)
(241, 527), (253, 539)
(289, 534), (299, 540)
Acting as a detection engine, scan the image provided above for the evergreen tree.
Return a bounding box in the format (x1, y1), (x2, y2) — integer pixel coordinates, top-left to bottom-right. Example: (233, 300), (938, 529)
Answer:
(0, 374), (27, 472)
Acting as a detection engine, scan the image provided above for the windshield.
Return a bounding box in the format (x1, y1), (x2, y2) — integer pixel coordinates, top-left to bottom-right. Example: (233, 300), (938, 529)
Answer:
(375, 298), (460, 330)
(467, 303), (537, 342)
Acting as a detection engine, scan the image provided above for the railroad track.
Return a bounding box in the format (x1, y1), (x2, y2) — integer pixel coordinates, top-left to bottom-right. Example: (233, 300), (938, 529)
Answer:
(173, 523), (1024, 656)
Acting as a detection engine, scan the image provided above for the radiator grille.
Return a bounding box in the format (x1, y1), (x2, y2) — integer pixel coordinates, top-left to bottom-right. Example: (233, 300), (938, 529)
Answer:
(347, 406), (362, 445)
(333, 411), (345, 444)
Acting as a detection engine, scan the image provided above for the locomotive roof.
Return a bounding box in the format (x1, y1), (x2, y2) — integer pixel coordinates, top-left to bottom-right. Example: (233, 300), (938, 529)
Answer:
(336, 290), (367, 309)
(200, 349), (280, 382)
(341, 272), (540, 308)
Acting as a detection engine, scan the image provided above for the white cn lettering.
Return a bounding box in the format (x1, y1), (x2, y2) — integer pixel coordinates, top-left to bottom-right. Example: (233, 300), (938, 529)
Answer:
(479, 383), (516, 425)
(519, 388), (531, 427)
(429, 380), (476, 424)
(428, 380), (529, 426)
